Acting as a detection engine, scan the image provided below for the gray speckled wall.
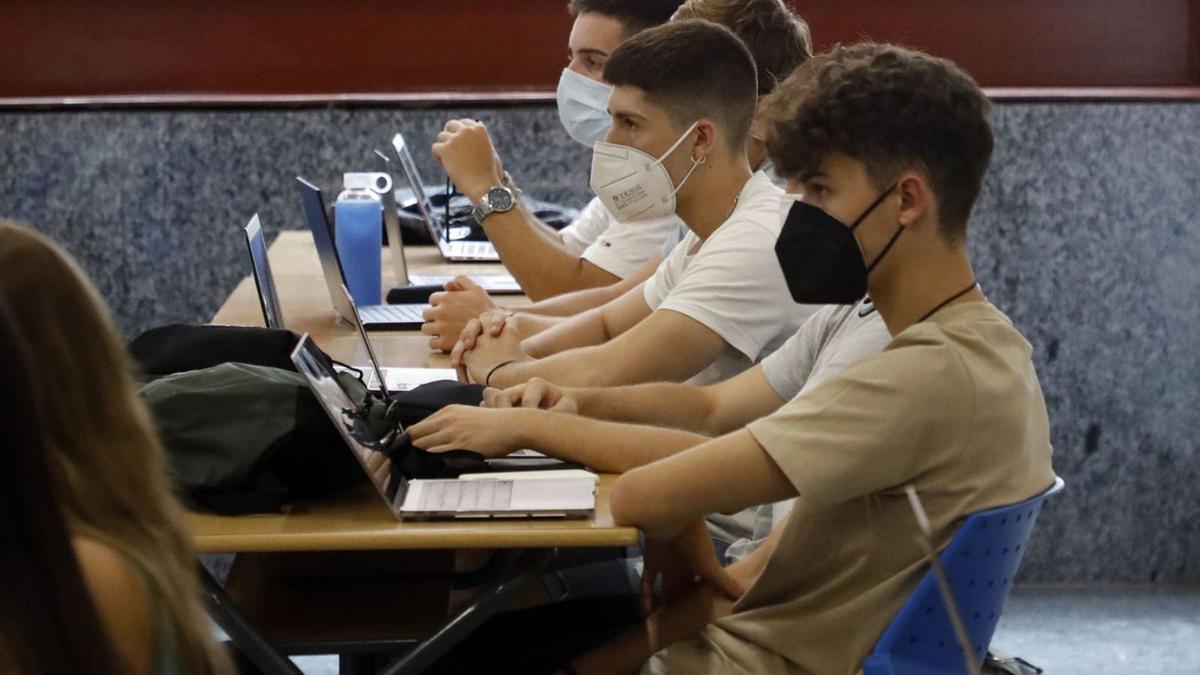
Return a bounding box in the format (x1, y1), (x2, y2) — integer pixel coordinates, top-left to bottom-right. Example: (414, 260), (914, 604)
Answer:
(1, 102), (1197, 584)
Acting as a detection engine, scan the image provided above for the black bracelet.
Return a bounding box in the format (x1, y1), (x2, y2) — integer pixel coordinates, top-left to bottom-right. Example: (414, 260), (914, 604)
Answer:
(484, 359), (518, 387)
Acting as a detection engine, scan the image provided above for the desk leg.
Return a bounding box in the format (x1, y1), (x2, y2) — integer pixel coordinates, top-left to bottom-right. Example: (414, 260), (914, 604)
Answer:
(377, 548), (554, 675)
(199, 562), (304, 675)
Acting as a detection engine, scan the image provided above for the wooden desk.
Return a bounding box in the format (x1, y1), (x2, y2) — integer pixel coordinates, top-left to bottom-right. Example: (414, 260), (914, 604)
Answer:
(192, 230), (636, 674)
(191, 229), (637, 553)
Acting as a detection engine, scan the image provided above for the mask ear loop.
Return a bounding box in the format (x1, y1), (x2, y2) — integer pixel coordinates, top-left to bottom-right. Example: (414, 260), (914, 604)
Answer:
(670, 154), (706, 197)
(850, 182), (903, 273)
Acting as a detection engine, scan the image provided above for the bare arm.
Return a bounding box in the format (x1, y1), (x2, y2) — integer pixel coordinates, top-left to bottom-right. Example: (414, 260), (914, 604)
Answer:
(520, 255), (661, 317)
(610, 430), (795, 539)
(407, 407), (710, 474)
(472, 205), (621, 300)
(569, 521), (786, 675)
(431, 118), (619, 300)
(477, 303), (728, 389)
(568, 364), (786, 435)
(518, 281), (649, 357)
(449, 282), (652, 372)
(420, 241), (660, 352)
(74, 538), (156, 675)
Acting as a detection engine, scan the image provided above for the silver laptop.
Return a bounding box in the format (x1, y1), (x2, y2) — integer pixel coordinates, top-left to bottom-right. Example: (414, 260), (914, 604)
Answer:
(336, 282), (459, 394)
(291, 334), (596, 520)
(389, 132), (502, 263)
(295, 176), (430, 330)
(373, 147), (520, 294)
(242, 214), (285, 329)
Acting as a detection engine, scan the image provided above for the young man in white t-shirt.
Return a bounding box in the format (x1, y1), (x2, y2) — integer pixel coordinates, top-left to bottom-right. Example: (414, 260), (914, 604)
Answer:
(421, 0), (813, 351)
(426, 1), (684, 306)
(447, 21), (813, 390)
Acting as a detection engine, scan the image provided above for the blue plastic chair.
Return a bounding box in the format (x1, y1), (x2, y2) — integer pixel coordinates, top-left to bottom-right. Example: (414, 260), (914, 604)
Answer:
(862, 477), (1065, 675)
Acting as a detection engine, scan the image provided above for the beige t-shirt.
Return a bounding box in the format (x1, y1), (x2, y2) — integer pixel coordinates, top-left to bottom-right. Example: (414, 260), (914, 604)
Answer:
(647, 302), (1056, 674)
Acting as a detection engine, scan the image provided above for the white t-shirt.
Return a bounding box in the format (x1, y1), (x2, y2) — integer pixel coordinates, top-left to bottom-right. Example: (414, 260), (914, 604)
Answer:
(558, 197), (683, 279)
(656, 161), (785, 264)
(724, 299), (893, 561)
(643, 171), (813, 386)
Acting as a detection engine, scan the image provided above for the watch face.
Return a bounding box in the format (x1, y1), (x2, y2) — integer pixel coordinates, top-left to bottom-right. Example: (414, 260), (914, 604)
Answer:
(487, 187), (515, 211)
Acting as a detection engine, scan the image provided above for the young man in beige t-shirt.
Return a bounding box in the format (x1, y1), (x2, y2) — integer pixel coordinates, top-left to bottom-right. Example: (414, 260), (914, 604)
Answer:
(559, 43), (1057, 674)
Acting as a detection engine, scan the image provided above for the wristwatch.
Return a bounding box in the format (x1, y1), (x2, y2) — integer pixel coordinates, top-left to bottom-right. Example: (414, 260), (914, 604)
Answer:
(471, 172), (523, 225)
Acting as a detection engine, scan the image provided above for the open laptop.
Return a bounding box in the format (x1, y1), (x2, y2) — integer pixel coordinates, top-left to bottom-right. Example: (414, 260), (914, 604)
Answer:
(296, 176), (429, 330)
(373, 149), (521, 295)
(242, 214), (285, 329)
(390, 132), (502, 263)
(291, 334), (596, 519)
(336, 282), (459, 394)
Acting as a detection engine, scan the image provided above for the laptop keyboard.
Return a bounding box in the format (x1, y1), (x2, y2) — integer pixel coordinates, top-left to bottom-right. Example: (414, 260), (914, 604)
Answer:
(448, 241), (498, 260)
(417, 479), (514, 511)
(360, 304), (428, 324)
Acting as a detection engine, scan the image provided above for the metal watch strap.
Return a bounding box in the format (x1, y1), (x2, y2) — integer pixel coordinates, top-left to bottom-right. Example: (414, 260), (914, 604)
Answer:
(471, 180), (521, 224)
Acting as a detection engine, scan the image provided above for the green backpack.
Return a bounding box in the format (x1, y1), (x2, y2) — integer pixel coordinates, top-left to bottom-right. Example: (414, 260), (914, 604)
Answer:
(141, 361), (394, 514)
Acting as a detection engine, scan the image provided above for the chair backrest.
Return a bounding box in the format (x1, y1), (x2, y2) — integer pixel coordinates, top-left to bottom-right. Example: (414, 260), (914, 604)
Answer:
(863, 477), (1064, 675)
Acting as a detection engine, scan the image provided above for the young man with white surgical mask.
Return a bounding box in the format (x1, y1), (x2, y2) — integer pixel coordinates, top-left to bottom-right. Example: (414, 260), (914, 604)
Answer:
(422, 0), (811, 352)
(426, 0), (682, 307)
(449, 20), (814, 393)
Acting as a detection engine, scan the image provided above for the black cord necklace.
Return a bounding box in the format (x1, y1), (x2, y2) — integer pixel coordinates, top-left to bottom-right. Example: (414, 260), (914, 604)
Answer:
(918, 281), (979, 323)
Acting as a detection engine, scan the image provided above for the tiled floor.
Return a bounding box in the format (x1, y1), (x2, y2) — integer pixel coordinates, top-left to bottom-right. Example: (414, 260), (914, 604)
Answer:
(989, 585), (1200, 674)
(287, 585), (1200, 674)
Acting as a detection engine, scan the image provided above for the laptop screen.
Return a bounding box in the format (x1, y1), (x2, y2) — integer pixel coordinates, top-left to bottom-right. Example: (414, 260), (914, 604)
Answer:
(242, 214), (285, 330)
(336, 282), (391, 398)
(295, 177), (358, 321)
(290, 334), (405, 514)
(390, 132), (446, 243)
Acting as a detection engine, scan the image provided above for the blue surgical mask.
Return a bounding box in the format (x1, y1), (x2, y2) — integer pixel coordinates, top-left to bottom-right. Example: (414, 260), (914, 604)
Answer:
(556, 68), (614, 148)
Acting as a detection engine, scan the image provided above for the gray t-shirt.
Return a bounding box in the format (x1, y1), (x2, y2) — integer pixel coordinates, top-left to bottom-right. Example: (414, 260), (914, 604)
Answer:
(725, 299), (893, 561)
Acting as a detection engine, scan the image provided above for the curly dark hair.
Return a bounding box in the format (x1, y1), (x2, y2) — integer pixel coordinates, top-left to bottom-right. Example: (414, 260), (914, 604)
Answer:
(672, 0), (812, 96)
(763, 43), (993, 242)
(568, 0), (684, 37)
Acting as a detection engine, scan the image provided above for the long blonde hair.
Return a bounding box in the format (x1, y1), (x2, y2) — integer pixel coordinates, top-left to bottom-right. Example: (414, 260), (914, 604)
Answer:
(0, 220), (229, 674)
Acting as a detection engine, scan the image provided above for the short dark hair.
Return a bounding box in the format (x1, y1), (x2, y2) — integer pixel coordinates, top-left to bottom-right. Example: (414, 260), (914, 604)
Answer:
(672, 0), (812, 95)
(763, 43), (994, 241)
(604, 19), (758, 151)
(568, 0), (684, 37)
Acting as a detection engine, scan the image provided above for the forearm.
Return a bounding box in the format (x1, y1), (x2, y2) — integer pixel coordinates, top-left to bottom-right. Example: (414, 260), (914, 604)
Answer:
(488, 344), (612, 389)
(508, 313), (563, 344)
(519, 308), (610, 358)
(610, 431), (795, 539)
(572, 582), (735, 675)
(520, 411), (709, 473)
(571, 383), (717, 433)
(521, 275), (639, 318)
(480, 207), (618, 301)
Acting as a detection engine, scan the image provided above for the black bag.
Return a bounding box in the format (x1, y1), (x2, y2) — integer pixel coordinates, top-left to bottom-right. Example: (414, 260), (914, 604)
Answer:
(392, 185), (579, 245)
(131, 324), (491, 514)
(130, 323), (301, 377)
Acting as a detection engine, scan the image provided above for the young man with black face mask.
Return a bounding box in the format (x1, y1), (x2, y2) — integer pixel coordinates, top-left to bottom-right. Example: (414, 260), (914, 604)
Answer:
(535, 43), (1057, 674)
(422, 0), (812, 352)
(446, 20), (812, 394)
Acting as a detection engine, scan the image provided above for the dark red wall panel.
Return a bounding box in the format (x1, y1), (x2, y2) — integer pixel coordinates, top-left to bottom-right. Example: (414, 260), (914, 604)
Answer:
(0, 0), (1196, 99)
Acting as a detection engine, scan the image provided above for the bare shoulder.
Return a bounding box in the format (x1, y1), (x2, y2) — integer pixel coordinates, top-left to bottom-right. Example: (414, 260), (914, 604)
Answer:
(73, 537), (156, 675)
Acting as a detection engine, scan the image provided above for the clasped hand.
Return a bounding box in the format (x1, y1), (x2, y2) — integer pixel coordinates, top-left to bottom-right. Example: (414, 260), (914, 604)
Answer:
(450, 310), (527, 385)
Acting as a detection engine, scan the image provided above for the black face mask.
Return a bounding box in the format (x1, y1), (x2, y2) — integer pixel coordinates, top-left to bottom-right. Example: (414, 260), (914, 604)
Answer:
(774, 185), (903, 304)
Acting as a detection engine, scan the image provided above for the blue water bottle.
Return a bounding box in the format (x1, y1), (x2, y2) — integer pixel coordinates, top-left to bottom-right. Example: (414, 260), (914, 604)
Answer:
(335, 172), (389, 306)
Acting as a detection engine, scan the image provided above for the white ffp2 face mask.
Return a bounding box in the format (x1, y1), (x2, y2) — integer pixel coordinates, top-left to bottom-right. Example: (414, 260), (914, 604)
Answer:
(589, 121), (703, 223)
(556, 68), (614, 148)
